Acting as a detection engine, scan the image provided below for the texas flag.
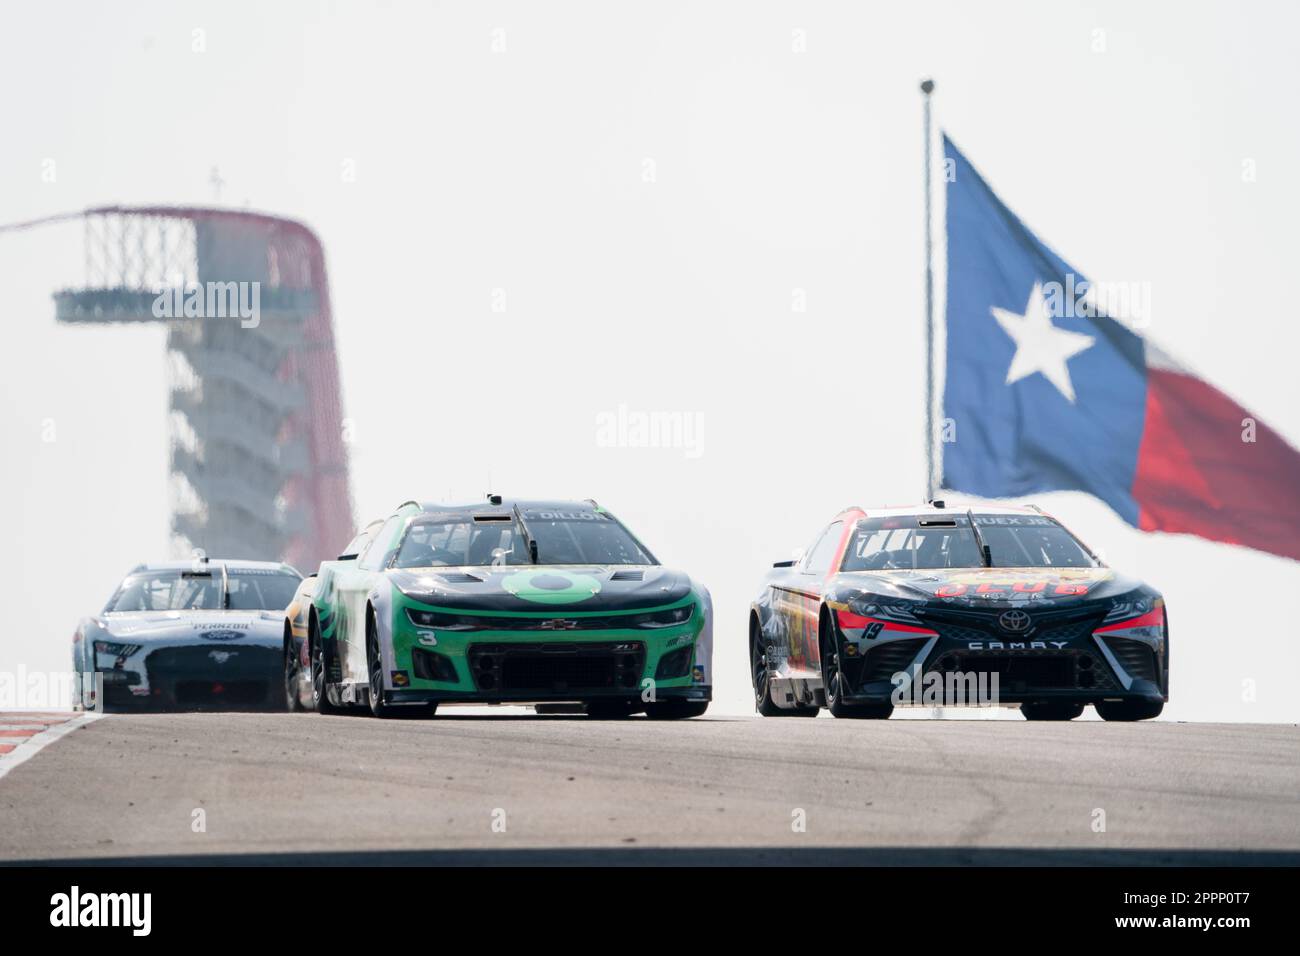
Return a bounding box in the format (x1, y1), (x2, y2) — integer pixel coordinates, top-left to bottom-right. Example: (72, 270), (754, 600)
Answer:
(941, 134), (1300, 562)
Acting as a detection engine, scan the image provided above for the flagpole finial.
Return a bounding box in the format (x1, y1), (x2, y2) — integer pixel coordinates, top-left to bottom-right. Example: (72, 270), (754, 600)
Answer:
(920, 78), (935, 95)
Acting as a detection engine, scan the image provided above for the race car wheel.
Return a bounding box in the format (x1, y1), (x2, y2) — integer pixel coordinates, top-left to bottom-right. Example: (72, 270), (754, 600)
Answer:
(282, 628), (304, 713)
(1095, 700), (1164, 721)
(366, 613), (396, 719)
(1021, 702), (1084, 721)
(310, 619), (340, 715)
(820, 611), (892, 720)
(644, 700), (709, 719)
(584, 700), (640, 719)
(751, 621), (817, 717)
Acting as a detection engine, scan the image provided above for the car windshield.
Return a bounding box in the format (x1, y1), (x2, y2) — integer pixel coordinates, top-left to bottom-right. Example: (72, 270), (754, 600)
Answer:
(392, 510), (655, 568)
(105, 568), (302, 612)
(840, 514), (1096, 571)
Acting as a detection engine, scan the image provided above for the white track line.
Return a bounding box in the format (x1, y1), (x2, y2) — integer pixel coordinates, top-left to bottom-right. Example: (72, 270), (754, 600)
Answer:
(0, 712), (105, 782)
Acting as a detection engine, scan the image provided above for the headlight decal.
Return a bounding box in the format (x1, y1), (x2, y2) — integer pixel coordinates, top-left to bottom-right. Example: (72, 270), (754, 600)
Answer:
(1094, 604), (1165, 642)
(627, 604), (694, 628)
(836, 609), (937, 641)
(1102, 595), (1158, 624)
(93, 641), (143, 658)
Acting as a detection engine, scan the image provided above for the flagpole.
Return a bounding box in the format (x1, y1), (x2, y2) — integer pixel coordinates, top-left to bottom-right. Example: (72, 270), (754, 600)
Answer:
(921, 78), (936, 502)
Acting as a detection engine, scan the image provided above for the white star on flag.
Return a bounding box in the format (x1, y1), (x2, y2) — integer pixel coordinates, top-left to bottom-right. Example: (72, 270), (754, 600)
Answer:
(991, 282), (1095, 402)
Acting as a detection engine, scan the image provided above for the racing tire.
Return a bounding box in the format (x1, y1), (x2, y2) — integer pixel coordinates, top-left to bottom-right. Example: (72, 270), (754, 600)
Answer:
(1021, 702), (1084, 721)
(283, 629), (304, 713)
(309, 619), (341, 715)
(1095, 700), (1164, 721)
(751, 623), (817, 717)
(644, 700), (709, 720)
(820, 611), (892, 720)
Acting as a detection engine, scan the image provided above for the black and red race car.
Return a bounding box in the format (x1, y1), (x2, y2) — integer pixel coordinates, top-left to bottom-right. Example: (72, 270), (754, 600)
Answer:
(749, 502), (1167, 721)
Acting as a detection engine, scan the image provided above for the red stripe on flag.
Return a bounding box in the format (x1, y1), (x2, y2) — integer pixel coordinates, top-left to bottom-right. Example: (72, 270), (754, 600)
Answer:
(1134, 367), (1300, 561)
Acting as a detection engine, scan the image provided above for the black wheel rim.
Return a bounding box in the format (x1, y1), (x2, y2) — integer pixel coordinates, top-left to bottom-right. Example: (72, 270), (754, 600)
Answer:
(284, 644), (296, 706)
(311, 643), (325, 704)
(822, 627), (839, 704)
(368, 629), (383, 703)
(752, 639), (768, 705)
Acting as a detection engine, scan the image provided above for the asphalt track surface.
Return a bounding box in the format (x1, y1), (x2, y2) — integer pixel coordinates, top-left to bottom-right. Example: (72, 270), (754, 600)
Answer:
(1, 711), (1297, 865)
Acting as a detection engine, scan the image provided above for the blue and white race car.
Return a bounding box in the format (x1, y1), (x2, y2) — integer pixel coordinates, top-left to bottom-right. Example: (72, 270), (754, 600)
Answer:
(73, 558), (303, 711)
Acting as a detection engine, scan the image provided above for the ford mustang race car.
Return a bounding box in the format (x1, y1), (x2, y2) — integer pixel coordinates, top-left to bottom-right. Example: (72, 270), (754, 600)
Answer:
(750, 503), (1167, 721)
(73, 558), (304, 711)
(301, 497), (713, 718)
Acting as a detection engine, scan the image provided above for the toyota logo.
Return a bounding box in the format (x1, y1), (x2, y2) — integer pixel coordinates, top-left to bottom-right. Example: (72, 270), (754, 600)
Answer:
(998, 609), (1031, 632)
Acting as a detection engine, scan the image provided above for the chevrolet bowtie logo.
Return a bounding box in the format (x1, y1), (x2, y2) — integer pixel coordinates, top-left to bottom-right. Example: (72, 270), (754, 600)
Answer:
(539, 619), (578, 630)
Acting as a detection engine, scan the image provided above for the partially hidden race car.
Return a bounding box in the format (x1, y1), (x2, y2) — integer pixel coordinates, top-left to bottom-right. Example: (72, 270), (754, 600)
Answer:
(750, 502), (1168, 721)
(282, 519), (382, 711)
(73, 558), (304, 711)
(298, 497), (713, 718)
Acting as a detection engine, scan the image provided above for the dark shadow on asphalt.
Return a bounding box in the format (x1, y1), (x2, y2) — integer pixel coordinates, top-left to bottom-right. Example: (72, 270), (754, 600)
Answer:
(310, 713), (749, 722)
(10, 847), (1299, 867)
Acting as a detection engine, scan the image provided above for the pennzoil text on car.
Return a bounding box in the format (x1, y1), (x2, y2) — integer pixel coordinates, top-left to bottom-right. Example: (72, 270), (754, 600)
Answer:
(298, 496), (713, 718)
(749, 502), (1167, 720)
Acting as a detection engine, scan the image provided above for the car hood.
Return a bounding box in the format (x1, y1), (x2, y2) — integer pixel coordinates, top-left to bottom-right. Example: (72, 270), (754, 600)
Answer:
(832, 566), (1143, 609)
(386, 564), (695, 612)
(95, 610), (284, 647)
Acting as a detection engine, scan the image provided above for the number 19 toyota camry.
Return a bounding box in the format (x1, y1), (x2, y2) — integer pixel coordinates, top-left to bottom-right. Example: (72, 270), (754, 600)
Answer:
(749, 502), (1168, 721)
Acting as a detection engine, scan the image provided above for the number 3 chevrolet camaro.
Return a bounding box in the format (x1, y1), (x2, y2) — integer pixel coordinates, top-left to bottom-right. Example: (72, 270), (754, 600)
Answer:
(750, 502), (1168, 721)
(298, 497), (713, 718)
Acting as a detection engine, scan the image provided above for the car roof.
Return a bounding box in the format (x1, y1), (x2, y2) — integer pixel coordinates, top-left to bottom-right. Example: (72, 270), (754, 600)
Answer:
(128, 559), (300, 573)
(413, 498), (602, 517)
(846, 502), (1052, 520)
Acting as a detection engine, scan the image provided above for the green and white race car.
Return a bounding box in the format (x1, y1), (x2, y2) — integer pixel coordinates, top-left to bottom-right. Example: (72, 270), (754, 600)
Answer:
(296, 496), (712, 719)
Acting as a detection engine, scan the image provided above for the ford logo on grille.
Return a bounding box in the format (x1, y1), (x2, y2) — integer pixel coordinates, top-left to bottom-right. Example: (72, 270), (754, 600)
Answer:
(998, 609), (1031, 633)
(200, 629), (244, 642)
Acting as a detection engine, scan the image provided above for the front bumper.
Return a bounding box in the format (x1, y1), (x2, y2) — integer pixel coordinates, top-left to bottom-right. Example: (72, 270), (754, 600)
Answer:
(386, 598), (711, 704)
(837, 608), (1167, 707)
(386, 684), (712, 706)
(94, 642), (282, 711)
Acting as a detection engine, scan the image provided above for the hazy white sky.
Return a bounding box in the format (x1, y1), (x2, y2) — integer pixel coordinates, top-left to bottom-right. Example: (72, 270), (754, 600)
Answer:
(2, 1), (1297, 718)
